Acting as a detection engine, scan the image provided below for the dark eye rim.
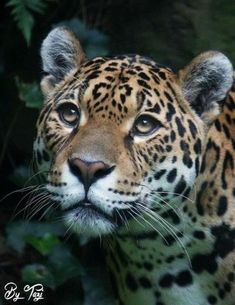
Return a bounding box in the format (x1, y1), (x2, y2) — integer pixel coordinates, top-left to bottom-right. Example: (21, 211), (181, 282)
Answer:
(133, 114), (162, 136)
(56, 102), (80, 127)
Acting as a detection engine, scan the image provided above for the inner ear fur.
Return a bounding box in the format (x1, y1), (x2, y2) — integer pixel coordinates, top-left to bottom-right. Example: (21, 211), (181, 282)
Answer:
(40, 27), (86, 97)
(179, 51), (233, 124)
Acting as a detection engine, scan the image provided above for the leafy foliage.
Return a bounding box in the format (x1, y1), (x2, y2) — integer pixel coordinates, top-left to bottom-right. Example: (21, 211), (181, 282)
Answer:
(6, 221), (65, 253)
(7, 221), (83, 290)
(22, 263), (55, 288)
(7, 0), (49, 45)
(22, 244), (83, 289)
(25, 233), (60, 256)
(15, 77), (44, 109)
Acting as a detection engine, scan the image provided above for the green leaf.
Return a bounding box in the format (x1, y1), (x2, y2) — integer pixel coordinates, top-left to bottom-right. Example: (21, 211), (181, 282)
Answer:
(22, 263), (55, 289)
(7, 0), (49, 45)
(25, 233), (60, 256)
(6, 221), (65, 254)
(15, 77), (43, 109)
(25, 0), (46, 14)
(7, 0), (33, 45)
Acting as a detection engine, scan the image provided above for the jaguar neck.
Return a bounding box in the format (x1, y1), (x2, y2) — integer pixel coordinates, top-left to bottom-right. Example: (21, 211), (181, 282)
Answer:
(105, 207), (208, 305)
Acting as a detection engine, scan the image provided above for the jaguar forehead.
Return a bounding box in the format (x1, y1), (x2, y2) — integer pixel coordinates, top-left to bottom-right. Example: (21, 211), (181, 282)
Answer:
(53, 56), (175, 120)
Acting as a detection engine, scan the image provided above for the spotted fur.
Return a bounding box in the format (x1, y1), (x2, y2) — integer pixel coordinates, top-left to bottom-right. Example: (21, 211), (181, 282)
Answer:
(34, 27), (235, 305)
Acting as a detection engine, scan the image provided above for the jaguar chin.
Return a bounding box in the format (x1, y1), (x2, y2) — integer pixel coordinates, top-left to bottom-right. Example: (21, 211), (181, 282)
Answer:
(63, 202), (116, 236)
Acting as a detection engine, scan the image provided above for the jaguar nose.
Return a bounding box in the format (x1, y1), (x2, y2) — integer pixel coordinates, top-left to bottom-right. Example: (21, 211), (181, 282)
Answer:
(68, 157), (115, 191)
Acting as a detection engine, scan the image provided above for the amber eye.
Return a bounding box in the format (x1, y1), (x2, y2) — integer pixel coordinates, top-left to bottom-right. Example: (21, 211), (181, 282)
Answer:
(133, 114), (162, 136)
(57, 103), (80, 127)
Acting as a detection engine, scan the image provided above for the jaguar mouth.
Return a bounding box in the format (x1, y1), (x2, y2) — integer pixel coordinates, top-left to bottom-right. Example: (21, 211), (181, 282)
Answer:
(63, 200), (114, 223)
(63, 199), (138, 226)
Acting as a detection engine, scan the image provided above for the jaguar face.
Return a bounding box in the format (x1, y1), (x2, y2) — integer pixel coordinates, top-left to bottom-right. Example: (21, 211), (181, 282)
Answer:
(34, 27), (233, 236)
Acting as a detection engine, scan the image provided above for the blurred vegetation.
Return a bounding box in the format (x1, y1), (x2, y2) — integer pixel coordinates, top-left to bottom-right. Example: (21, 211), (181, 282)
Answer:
(0, 0), (235, 304)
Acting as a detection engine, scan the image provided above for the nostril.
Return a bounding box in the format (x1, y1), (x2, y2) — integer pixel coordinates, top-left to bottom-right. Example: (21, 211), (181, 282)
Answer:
(68, 159), (82, 178)
(94, 169), (106, 179)
(93, 165), (116, 180)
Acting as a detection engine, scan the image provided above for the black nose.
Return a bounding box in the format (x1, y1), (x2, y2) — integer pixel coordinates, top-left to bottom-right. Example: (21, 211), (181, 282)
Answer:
(68, 158), (115, 192)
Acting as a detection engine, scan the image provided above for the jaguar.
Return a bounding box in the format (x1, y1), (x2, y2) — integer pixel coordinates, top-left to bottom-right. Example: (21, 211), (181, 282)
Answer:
(34, 27), (235, 305)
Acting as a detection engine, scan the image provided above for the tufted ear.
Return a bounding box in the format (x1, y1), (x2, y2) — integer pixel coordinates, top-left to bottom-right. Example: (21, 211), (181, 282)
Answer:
(179, 51), (233, 124)
(40, 27), (86, 96)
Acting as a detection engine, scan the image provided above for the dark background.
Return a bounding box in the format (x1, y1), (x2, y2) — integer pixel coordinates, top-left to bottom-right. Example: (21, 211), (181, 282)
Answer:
(0, 1), (235, 304)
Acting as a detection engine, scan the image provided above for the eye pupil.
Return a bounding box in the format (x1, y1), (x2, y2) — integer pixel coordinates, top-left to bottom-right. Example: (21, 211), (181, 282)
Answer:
(67, 109), (75, 116)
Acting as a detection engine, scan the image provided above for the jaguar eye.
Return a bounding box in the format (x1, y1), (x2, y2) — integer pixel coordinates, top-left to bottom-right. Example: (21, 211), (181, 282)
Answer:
(133, 114), (162, 136)
(57, 103), (80, 127)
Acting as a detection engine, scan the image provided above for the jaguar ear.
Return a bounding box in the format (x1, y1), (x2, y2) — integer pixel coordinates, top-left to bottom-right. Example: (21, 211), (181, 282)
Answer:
(179, 51), (233, 124)
(40, 27), (86, 96)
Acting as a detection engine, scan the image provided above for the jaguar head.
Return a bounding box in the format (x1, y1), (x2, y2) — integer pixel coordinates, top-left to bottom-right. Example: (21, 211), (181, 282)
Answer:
(34, 27), (233, 236)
